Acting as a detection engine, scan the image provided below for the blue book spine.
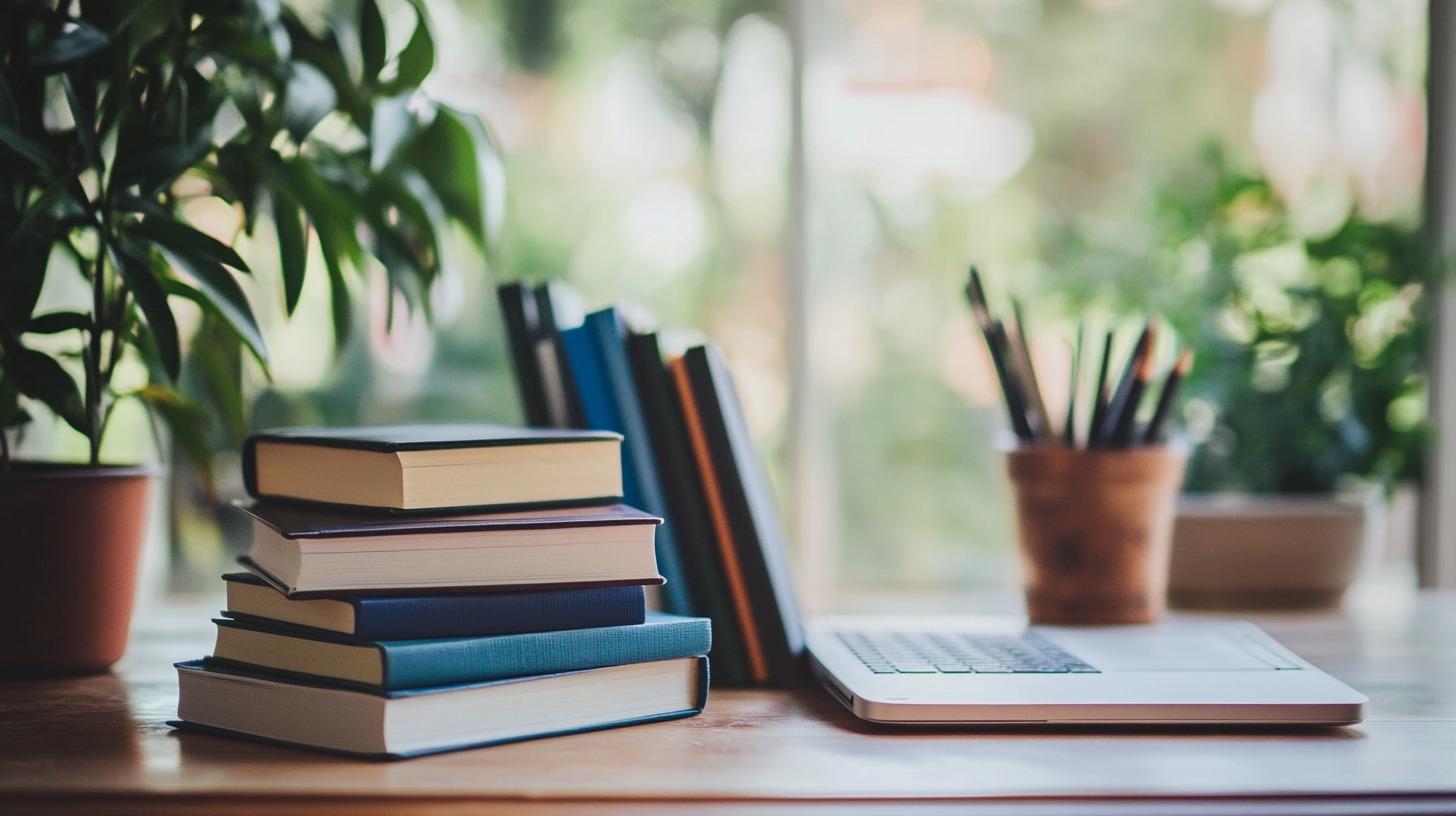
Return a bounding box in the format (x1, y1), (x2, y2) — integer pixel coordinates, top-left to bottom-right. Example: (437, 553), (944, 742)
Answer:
(584, 308), (694, 615)
(350, 585), (647, 641)
(381, 613), (711, 689)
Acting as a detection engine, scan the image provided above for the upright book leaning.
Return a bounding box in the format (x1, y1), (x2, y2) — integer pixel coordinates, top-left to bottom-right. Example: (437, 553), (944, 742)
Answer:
(670, 344), (805, 687)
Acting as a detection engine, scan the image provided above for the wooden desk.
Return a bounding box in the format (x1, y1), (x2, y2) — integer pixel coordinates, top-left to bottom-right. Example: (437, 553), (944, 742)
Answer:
(4, 588), (1456, 815)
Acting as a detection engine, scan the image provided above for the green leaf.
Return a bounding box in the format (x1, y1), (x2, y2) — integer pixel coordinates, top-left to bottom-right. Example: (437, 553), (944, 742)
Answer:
(0, 215), (59, 332)
(30, 22), (110, 72)
(189, 315), (248, 441)
(136, 384), (216, 498)
(111, 0), (177, 65)
(0, 124), (63, 174)
(0, 71), (20, 127)
(111, 245), (182, 381)
(390, 4), (435, 91)
(59, 76), (102, 170)
(119, 135), (213, 198)
(401, 106), (504, 250)
(370, 93), (419, 171)
(325, 248), (353, 348)
(272, 191), (308, 315)
(26, 312), (92, 335)
(282, 156), (364, 271)
(360, 0), (388, 82)
(6, 347), (86, 435)
(282, 61), (338, 141)
(213, 145), (262, 232)
(128, 215), (250, 272)
(0, 374), (30, 428)
(154, 248), (269, 367)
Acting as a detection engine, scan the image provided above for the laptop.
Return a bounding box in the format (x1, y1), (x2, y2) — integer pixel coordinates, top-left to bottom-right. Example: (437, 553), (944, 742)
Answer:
(806, 614), (1366, 726)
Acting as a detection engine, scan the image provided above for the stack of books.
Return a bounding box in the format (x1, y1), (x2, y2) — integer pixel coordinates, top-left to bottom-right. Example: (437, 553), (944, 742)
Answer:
(499, 283), (805, 688)
(172, 424), (711, 759)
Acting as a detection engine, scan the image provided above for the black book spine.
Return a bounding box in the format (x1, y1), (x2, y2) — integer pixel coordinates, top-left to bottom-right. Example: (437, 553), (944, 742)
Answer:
(626, 331), (750, 687)
(496, 282), (551, 426)
(683, 345), (805, 687)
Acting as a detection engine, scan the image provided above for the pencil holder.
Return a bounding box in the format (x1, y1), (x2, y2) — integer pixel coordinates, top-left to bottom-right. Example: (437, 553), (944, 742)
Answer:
(1005, 446), (1187, 625)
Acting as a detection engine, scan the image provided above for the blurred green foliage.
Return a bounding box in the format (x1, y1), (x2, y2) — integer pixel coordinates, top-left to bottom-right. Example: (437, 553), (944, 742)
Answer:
(1160, 149), (1432, 494)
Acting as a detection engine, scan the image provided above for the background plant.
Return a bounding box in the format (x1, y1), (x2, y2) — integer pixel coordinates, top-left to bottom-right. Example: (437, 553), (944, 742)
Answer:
(1058, 147), (1431, 495)
(0, 0), (501, 478)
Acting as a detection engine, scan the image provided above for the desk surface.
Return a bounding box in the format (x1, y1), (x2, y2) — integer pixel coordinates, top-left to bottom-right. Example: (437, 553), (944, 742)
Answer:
(3, 586), (1456, 815)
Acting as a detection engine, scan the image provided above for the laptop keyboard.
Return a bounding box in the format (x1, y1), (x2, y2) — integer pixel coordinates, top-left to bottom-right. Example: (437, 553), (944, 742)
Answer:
(838, 630), (1100, 675)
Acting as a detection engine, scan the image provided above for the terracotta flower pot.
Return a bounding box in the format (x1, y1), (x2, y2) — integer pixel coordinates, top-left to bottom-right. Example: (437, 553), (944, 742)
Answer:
(1168, 494), (1370, 610)
(0, 462), (154, 676)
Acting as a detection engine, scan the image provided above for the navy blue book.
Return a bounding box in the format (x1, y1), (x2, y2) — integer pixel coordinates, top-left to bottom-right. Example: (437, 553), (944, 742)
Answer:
(561, 313), (693, 614)
(208, 613), (713, 691)
(173, 656), (708, 759)
(222, 572), (646, 642)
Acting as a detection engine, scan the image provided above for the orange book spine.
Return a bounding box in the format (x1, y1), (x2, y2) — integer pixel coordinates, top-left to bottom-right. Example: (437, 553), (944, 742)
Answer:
(669, 356), (769, 685)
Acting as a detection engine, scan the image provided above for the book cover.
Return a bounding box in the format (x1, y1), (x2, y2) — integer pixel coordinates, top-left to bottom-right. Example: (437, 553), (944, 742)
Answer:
(236, 499), (660, 540)
(236, 501), (665, 598)
(209, 613), (712, 690)
(496, 282), (552, 426)
(583, 308), (694, 616)
(676, 345), (805, 687)
(626, 330), (749, 687)
(242, 423), (624, 512)
(222, 572), (647, 642)
(172, 656), (708, 759)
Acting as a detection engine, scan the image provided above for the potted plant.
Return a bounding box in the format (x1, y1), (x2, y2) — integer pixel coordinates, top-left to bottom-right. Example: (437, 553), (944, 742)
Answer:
(1142, 149), (1430, 607)
(0, 0), (501, 674)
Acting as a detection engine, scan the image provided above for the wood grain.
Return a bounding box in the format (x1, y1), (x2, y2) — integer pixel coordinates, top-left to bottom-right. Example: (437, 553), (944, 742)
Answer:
(2, 589), (1454, 815)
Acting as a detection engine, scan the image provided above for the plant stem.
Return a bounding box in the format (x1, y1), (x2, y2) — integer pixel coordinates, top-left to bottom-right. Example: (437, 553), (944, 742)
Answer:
(88, 192), (113, 468)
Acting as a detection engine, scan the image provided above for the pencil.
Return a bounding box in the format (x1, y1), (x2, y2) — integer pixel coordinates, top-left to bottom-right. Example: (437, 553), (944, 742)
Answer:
(1009, 298), (1051, 441)
(963, 269), (1034, 442)
(1098, 317), (1157, 444)
(1064, 324), (1082, 447)
(1143, 349), (1193, 445)
(1109, 339), (1156, 447)
(1087, 330), (1115, 447)
(989, 319), (1035, 442)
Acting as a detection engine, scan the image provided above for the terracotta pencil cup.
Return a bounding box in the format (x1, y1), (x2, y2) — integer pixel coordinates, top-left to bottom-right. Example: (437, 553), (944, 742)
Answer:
(1005, 446), (1187, 625)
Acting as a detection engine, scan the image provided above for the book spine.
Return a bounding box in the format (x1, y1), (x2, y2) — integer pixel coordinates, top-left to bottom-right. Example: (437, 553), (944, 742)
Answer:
(627, 331), (749, 686)
(683, 345), (805, 687)
(497, 282), (552, 426)
(379, 616), (712, 689)
(351, 585), (646, 641)
(533, 282), (589, 428)
(584, 309), (693, 616)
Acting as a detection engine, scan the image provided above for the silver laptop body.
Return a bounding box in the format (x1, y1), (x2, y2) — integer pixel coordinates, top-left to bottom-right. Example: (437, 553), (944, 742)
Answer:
(807, 615), (1366, 726)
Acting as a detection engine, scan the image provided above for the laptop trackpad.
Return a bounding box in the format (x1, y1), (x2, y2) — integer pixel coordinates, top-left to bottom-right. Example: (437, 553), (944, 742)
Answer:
(1052, 631), (1284, 672)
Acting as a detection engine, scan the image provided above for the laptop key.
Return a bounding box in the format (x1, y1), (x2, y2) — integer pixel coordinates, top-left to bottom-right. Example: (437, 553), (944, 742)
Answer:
(891, 662), (937, 673)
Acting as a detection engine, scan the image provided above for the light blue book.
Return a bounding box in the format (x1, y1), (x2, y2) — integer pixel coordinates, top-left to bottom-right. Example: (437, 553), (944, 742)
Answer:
(208, 613), (712, 691)
(562, 313), (694, 614)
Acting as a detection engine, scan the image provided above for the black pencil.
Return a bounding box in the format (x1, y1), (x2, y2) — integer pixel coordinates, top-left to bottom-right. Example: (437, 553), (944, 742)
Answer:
(1143, 349), (1193, 445)
(1064, 324), (1082, 447)
(989, 319), (1035, 442)
(963, 269), (1034, 442)
(1098, 318), (1157, 444)
(1109, 340), (1156, 447)
(1008, 298), (1050, 441)
(1087, 330), (1115, 447)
